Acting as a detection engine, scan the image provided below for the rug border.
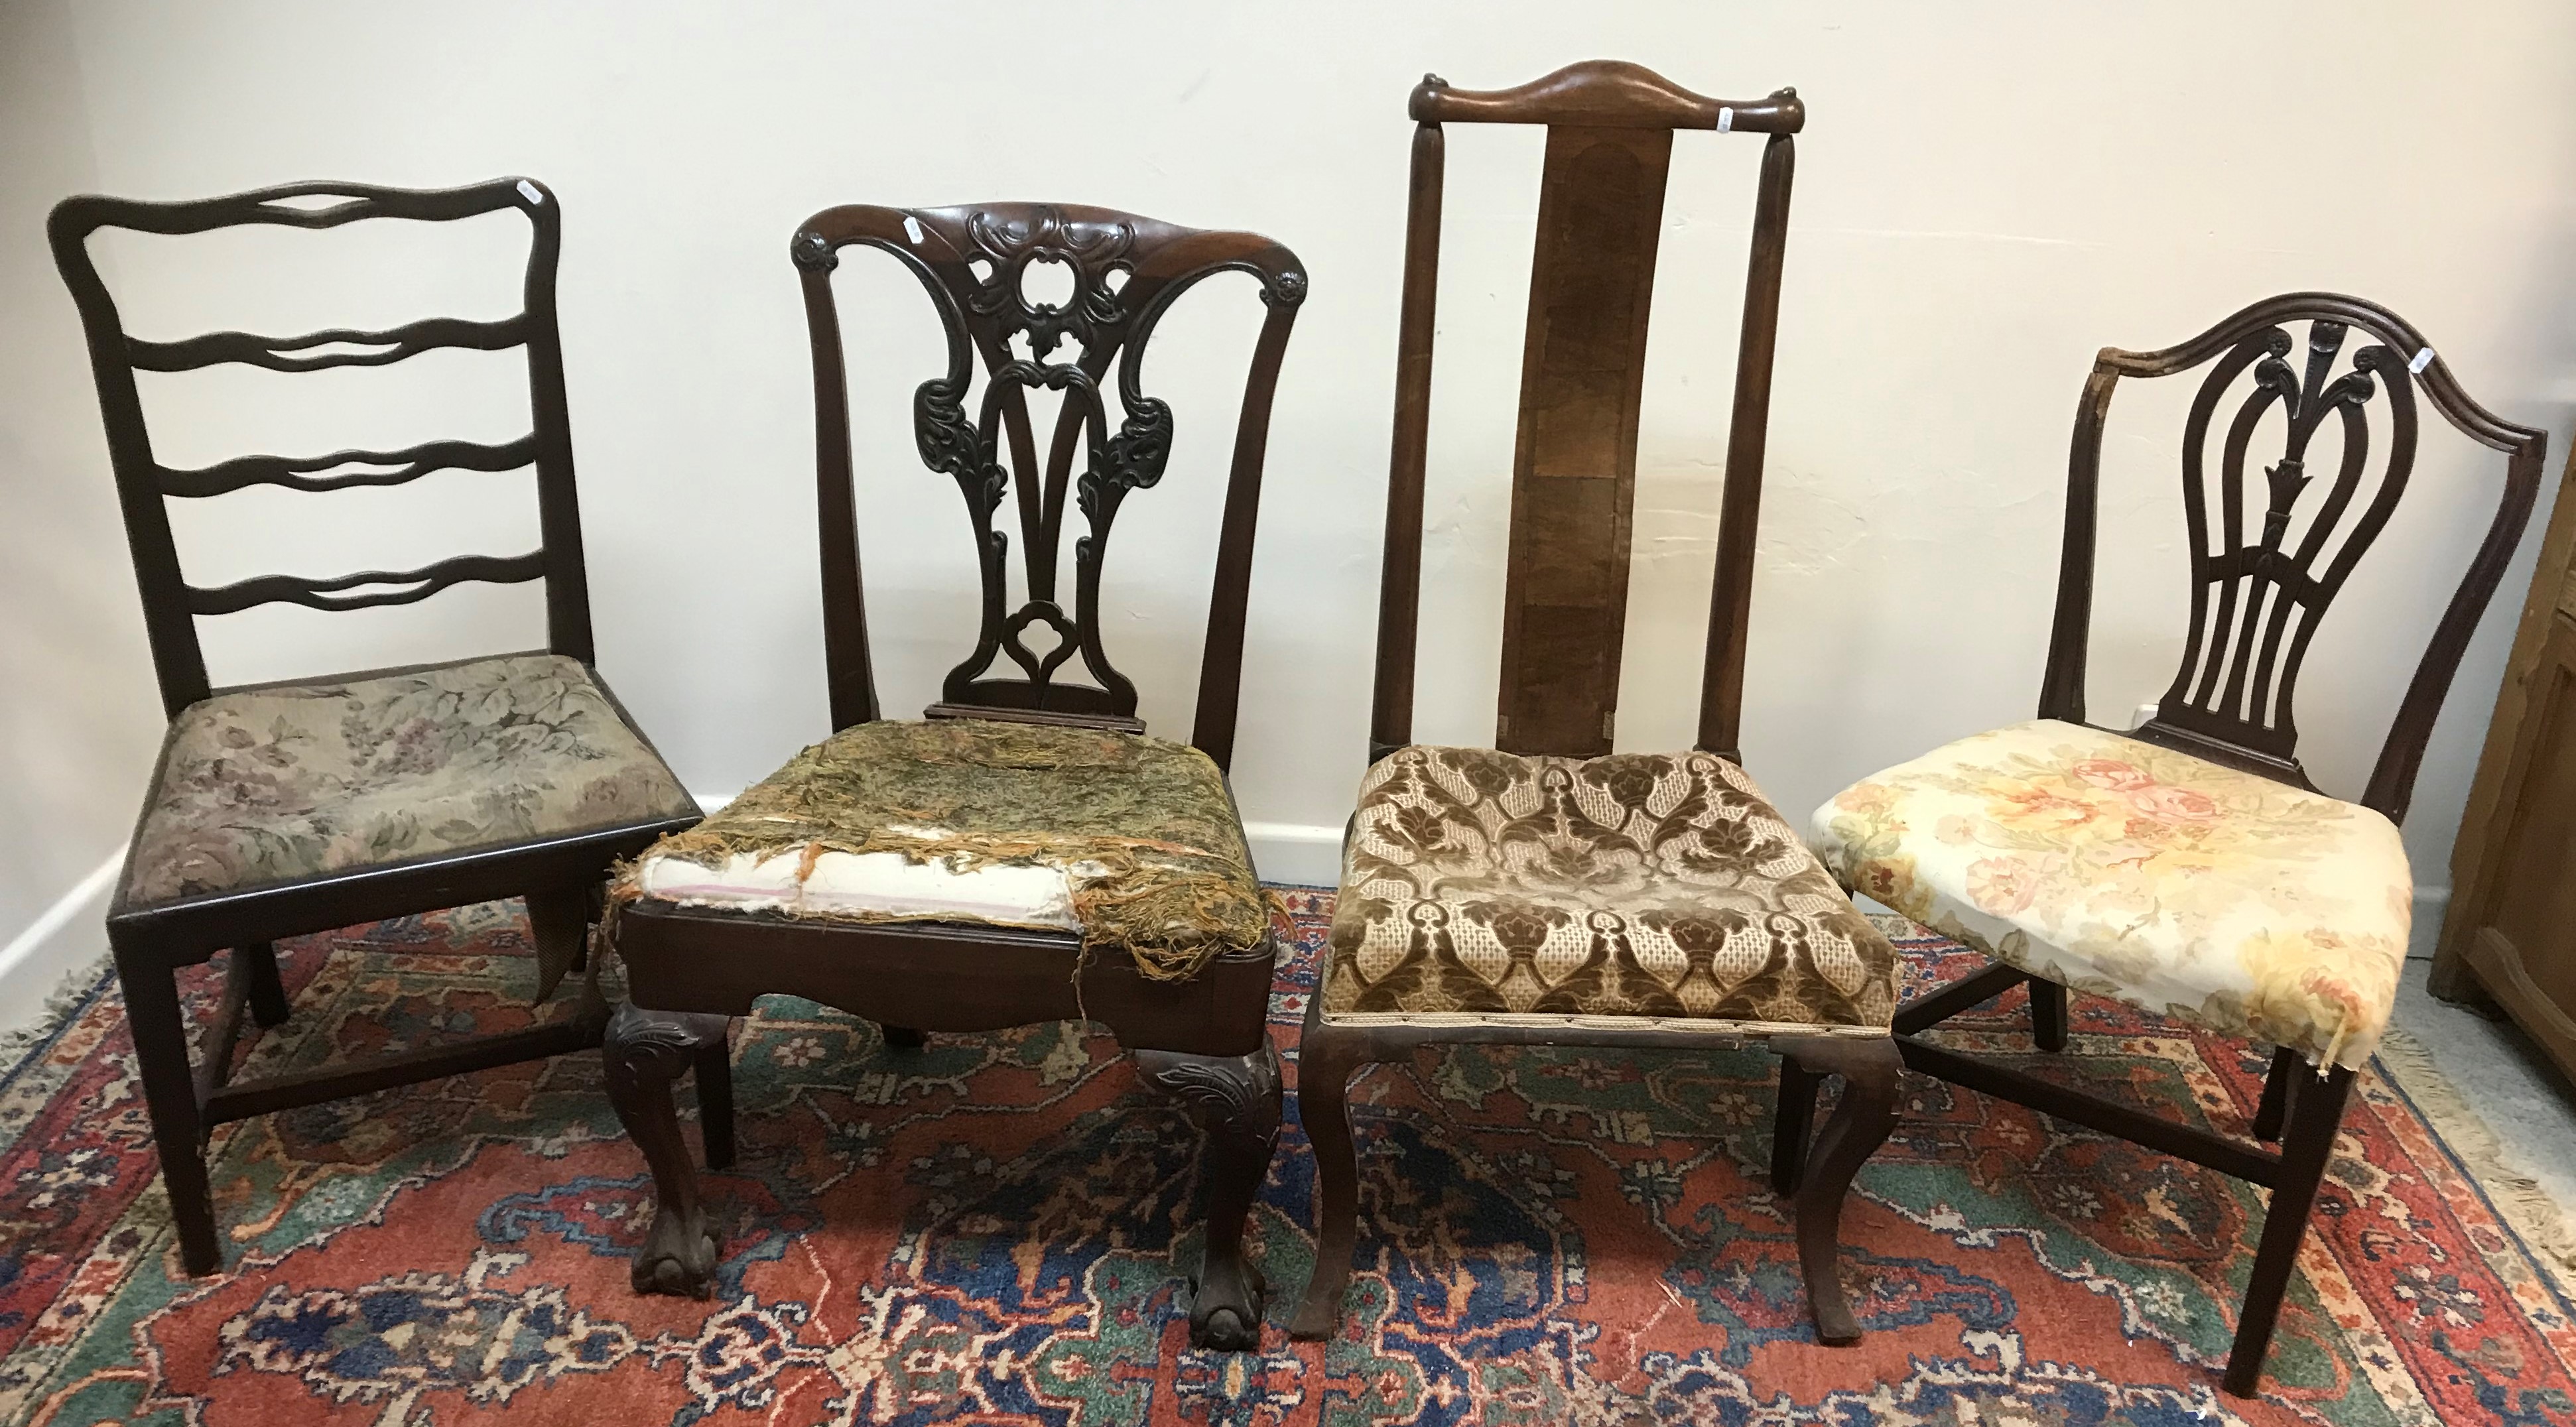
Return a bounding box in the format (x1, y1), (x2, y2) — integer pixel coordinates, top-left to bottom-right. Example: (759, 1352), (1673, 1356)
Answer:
(2374, 1021), (2576, 1290)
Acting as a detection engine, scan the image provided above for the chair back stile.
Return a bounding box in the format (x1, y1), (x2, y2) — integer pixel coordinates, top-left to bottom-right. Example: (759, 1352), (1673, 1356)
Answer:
(789, 204), (1306, 773)
(1364, 62), (1804, 765)
(2036, 292), (2548, 821)
(48, 178), (596, 719)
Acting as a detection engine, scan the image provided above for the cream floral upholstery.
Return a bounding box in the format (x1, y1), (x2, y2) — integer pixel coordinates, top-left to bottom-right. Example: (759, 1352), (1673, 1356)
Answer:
(1319, 745), (1897, 1036)
(125, 654), (696, 907)
(1808, 719), (2410, 1069)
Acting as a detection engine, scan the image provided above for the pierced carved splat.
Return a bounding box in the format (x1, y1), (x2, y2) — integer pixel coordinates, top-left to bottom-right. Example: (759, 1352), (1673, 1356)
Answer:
(793, 202), (1305, 763)
(2144, 318), (2418, 776)
(2040, 292), (2548, 819)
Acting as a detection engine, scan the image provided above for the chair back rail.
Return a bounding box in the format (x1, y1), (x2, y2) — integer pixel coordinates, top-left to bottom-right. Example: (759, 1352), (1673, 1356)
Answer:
(2037, 291), (2547, 820)
(789, 202), (1305, 771)
(48, 178), (594, 717)
(1365, 60), (1804, 764)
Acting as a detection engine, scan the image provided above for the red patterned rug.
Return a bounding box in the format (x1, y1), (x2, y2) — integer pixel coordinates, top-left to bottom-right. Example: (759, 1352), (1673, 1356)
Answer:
(1, 891), (2571, 1424)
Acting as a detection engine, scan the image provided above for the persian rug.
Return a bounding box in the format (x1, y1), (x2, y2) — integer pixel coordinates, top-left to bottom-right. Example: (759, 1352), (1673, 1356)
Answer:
(1, 891), (2571, 1425)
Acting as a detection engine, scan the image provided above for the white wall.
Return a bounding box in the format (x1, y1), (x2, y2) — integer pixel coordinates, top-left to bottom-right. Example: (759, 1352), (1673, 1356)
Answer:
(8, 3), (2576, 994)
(0, 0), (156, 1007)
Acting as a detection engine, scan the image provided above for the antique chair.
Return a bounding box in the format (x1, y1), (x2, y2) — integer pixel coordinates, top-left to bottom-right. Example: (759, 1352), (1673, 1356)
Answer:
(1291, 64), (1905, 1347)
(1804, 294), (2547, 1396)
(599, 202), (1305, 1349)
(50, 178), (701, 1275)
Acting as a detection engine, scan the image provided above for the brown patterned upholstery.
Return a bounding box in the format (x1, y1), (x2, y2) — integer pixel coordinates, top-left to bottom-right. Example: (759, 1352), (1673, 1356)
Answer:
(1318, 745), (1896, 1035)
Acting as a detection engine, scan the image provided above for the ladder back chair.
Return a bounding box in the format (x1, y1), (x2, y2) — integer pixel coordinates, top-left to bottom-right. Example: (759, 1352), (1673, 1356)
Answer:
(1805, 293), (2547, 1396)
(601, 202), (1305, 1350)
(1293, 62), (1905, 1348)
(50, 178), (700, 1275)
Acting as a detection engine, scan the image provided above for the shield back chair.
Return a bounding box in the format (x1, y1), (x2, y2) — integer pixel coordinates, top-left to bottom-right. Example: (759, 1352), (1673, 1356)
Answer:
(1805, 293), (2547, 1397)
(1291, 62), (1905, 1347)
(599, 202), (1305, 1349)
(50, 178), (702, 1276)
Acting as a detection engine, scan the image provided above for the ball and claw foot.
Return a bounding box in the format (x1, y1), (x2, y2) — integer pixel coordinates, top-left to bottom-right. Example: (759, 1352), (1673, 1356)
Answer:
(631, 1204), (721, 1298)
(1191, 1262), (1267, 1350)
(1133, 1042), (1283, 1352)
(605, 1001), (734, 1301)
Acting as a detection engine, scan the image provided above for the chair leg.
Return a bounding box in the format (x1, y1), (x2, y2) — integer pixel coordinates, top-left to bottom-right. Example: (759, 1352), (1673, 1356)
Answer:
(117, 948), (221, 1275)
(1289, 1009), (1375, 1341)
(2029, 978), (2069, 1052)
(2224, 1062), (2355, 1398)
(1775, 1035), (1902, 1346)
(880, 1026), (927, 1050)
(604, 1001), (731, 1297)
(1771, 1054), (1819, 1194)
(2250, 1046), (2302, 1143)
(241, 942), (290, 1028)
(525, 888), (592, 1003)
(1135, 1041), (1283, 1351)
(694, 1032), (736, 1171)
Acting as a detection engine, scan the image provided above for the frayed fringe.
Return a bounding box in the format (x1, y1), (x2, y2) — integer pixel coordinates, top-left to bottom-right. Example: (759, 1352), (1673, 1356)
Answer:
(2374, 1023), (2576, 1280)
(0, 954), (111, 1069)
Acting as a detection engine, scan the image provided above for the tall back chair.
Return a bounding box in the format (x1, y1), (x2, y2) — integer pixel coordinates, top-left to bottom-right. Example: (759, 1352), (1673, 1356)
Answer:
(1807, 293), (2546, 1396)
(601, 202), (1305, 1349)
(1295, 63), (1907, 1349)
(50, 178), (699, 1276)
(1369, 65), (1792, 764)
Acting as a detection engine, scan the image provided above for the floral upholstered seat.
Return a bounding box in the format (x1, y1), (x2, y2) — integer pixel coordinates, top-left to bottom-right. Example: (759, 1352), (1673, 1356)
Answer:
(126, 654), (697, 908)
(1807, 719), (2410, 1069)
(1318, 745), (1898, 1035)
(615, 719), (1267, 983)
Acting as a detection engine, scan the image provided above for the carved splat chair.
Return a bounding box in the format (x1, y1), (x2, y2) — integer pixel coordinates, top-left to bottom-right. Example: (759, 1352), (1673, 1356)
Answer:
(600, 204), (1304, 1349)
(50, 179), (700, 1274)
(1293, 64), (1905, 1347)
(1805, 294), (2547, 1396)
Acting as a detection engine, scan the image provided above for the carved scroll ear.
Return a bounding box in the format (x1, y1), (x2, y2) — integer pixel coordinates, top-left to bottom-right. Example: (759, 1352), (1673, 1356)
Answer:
(791, 229), (837, 273)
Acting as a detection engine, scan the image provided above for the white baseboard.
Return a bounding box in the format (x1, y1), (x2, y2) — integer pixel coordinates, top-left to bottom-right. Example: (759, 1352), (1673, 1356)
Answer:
(0, 851), (121, 1044)
(1243, 822), (1342, 889)
(2410, 886), (2450, 961)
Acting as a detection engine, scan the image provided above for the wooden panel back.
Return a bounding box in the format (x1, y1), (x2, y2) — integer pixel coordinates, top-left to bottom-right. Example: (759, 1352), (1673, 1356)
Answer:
(1496, 126), (1673, 756)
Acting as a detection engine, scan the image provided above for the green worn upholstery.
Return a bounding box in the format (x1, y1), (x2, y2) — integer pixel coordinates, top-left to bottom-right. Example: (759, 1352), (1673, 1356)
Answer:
(617, 719), (1265, 981)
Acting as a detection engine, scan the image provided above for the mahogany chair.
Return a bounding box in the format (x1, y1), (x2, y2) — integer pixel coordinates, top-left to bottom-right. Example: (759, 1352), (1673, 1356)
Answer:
(1291, 64), (1905, 1347)
(600, 202), (1305, 1349)
(1805, 294), (2547, 1396)
(50, 178), (700, 1275)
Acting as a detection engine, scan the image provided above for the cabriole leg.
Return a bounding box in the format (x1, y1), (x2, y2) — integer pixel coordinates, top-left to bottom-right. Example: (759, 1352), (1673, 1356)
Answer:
(1135, 1042), (1283, 1351)
(1775, 1035), (1903, 1346)
(1289, 1007), (1374, 1340)
(605, 1001), (731, 1297)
